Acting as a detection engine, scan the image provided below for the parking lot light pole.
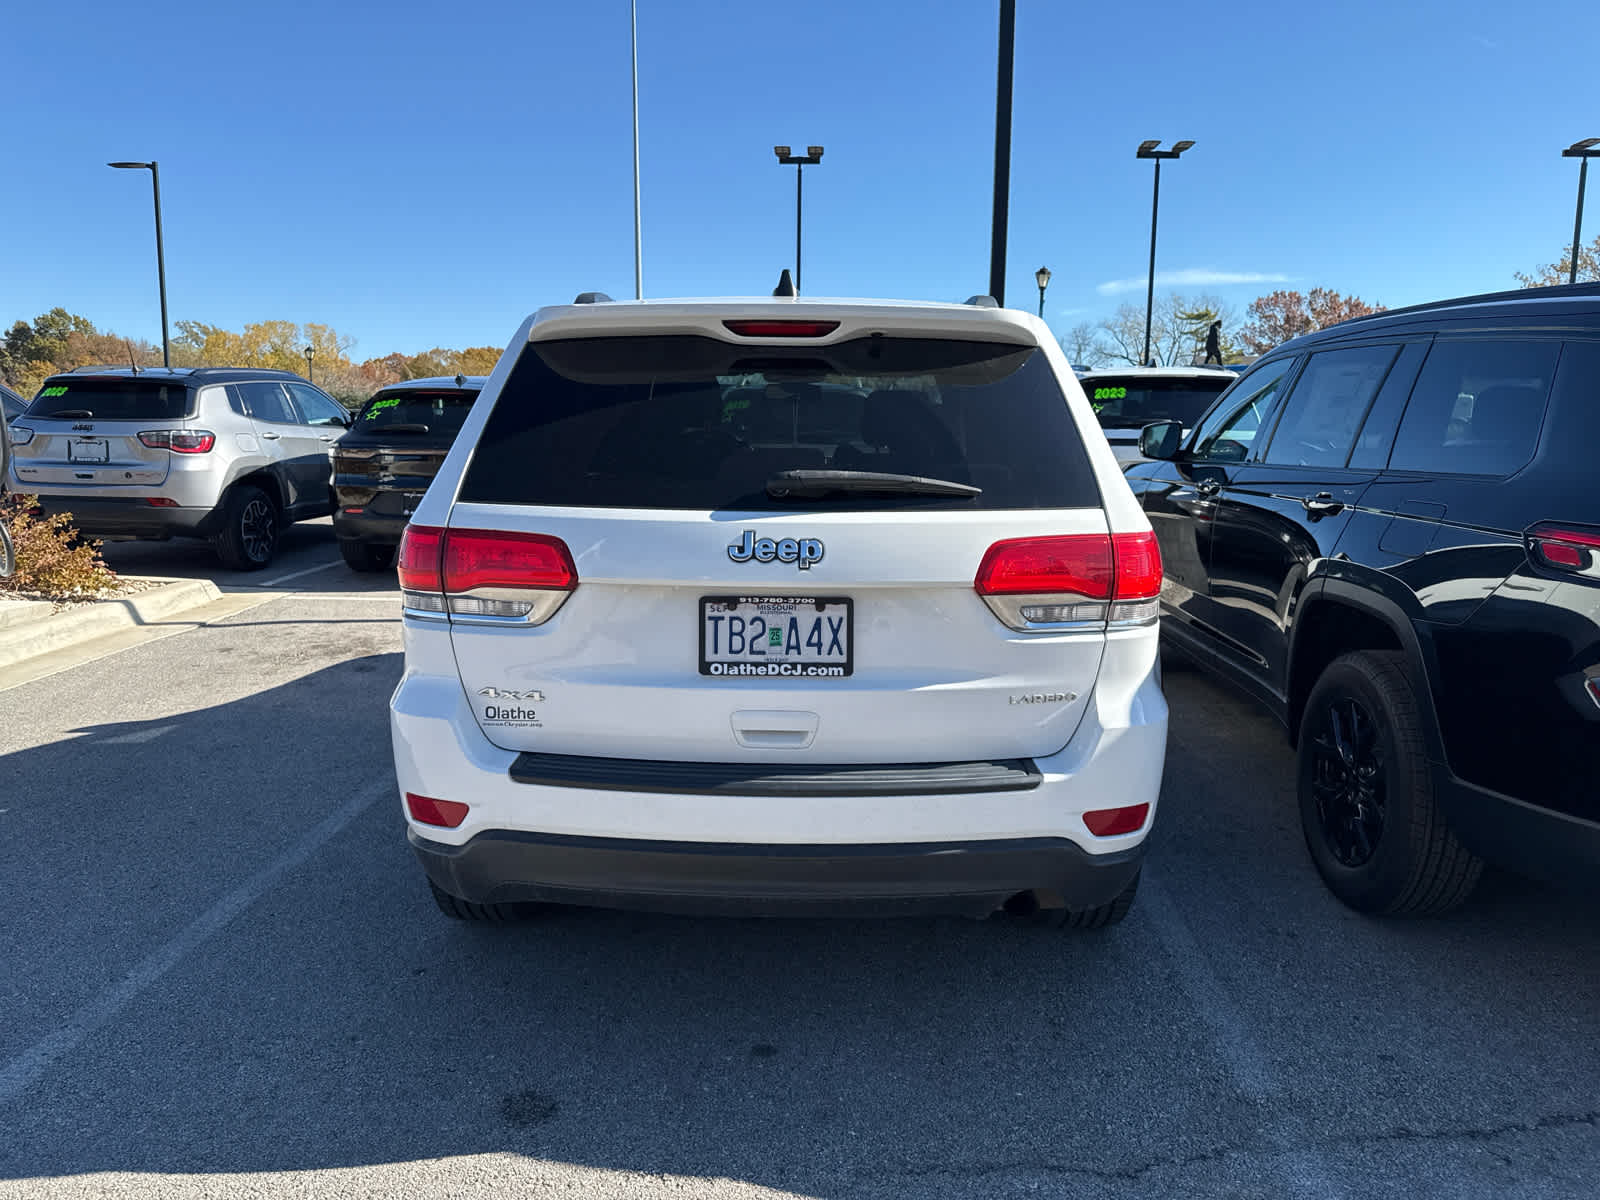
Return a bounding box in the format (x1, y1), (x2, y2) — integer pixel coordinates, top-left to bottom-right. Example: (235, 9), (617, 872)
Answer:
(1035, 265), (1051, 319)
(1563, 138), (1600, 286)
(1135, 139), (1194, 367)
(774, 145), (823, 294)
(108, 160), (170, 368)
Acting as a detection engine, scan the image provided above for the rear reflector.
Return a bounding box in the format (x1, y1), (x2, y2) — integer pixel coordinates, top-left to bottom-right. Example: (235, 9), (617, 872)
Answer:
(405, 793), (469, 828)
(1528, 524), (1600, 572)
(975, 532), (1162, 630)
(722, 319), (841, 338)
(1083, 803), (1150, 837)
(146, 497), (178, 507)
(1587, 677), (1600, 710)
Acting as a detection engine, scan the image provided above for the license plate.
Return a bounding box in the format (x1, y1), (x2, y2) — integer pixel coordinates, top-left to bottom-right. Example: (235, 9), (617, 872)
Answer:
(700, 595), (852, 678)
(68, 439), (109, 464)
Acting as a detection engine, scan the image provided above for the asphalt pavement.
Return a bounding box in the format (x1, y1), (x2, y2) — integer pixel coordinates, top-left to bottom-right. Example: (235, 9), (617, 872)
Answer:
(1, 540), (1596, 1198)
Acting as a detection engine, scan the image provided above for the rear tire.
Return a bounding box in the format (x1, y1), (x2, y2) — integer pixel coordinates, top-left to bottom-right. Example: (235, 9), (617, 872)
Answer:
(1297, 651), (1482, 916)
(339, 540), (395, 572)
(428, 880), (539, 922)
(1030, 869), (1141, 930)
(214, 485), (279, 571)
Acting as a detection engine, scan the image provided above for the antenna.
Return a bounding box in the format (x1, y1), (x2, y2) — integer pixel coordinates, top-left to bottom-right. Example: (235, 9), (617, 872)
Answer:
(125, 339), (140, 375)
(454, 373), (466, 387)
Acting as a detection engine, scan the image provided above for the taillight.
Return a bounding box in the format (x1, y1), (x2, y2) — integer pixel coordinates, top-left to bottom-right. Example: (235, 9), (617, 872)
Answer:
(722, 319), (841, 338)
(974, 531), (1162, 630)
(1527, 523), (1600, 573)
(9, 426), (33, 446)
(1083, 803), (1151, 836)
(399, 524), (577, 624)
(406, 793), (469, 828)
(138, 429), (216, 453)
(397, 523), (446, 613)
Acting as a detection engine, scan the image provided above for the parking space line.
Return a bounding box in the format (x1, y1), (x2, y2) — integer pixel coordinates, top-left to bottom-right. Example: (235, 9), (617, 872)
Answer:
(253, 559), (344, 588)
(0, 783), (386, 1106)
(1139, 871), (1346, 1197)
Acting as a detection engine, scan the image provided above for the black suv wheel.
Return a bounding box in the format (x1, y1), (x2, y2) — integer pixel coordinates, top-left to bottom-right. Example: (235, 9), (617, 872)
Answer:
(339, 540), (395, 572)
(215, 484), (280, 571)
(1298, 651), (1482, 915)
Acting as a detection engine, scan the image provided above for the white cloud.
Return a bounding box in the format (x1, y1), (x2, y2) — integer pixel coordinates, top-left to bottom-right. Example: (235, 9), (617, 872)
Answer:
(1096, 269), (1292, 296)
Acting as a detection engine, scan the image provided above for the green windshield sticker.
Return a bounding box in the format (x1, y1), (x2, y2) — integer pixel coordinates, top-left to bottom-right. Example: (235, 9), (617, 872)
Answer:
(367, 396), (402, 414)
(40, 385), (69, 398)
(1092, 386), (1127, 401)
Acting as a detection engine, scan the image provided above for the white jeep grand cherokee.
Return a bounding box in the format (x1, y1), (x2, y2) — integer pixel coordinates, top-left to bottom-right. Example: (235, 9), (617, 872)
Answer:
(390, 293), (1168, 927)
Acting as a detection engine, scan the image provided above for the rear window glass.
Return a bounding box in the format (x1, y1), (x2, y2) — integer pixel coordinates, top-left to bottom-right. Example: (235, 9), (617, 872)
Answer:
(356, 389), (478, 435)
(1388, 340), (1559, 476)
(26, 380), (193, 421)
(1082, 376), (1231, 428)
(459, 335), (1099, 511)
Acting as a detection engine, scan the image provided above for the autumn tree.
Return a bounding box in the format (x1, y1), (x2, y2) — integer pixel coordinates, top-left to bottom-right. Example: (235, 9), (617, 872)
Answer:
(1, 309), (161, 395)
(1515, 235), (1600, 287)
(1238, 288), (1384, 353)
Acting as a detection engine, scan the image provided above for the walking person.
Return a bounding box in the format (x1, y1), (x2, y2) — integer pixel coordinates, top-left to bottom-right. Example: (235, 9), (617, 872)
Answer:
(1203, 320), (1224, 366)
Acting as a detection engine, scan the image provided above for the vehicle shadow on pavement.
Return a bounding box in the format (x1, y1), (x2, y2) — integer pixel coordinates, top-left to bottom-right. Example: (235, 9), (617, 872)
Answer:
(1, 662), (1597, 1197)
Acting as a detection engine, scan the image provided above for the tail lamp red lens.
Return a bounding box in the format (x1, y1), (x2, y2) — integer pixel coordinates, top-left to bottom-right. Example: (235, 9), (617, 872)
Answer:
(405, 793), (469, 828)
(138, 429), (216, 453)
(442, 529), (577, 593)
(397, 523), (445, 592)
(398, 524), (577, 623)
(1083, 803), (1150, 837)
(1528, 524), (1600, 572)
(722, 319), (841, 338)
(974, 531), (1162, 629)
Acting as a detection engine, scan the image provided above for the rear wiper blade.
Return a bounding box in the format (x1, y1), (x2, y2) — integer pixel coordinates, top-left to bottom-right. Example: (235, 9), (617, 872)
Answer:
(373, 423), (431, 433)
(44, 409), (94, 418)
(765, 469), (981, 499)
(1097, 417), (1157, 429)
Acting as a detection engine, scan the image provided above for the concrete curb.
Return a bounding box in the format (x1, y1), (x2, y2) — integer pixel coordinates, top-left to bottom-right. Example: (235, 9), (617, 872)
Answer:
(0, 577), (224, 669)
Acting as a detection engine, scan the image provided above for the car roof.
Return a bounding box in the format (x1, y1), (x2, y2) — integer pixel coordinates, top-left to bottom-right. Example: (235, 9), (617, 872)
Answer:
(1077, 366), (1237, 380)
(372, 375), (488, 392)
(1273, 281), (1600, 354)
(43, 366), (317, 386)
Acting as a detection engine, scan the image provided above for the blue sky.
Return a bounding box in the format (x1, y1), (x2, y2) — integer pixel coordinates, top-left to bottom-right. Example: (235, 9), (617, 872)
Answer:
(2, 0), (1594, 358)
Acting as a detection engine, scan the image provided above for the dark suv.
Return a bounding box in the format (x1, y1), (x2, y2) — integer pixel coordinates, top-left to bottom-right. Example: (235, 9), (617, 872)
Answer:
(1126, 283), (1599, 914)
(331, 375), (485, 570)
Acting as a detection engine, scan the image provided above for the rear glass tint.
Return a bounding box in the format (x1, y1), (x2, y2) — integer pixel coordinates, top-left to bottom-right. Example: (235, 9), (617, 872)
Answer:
(356, 389), (478, 435)
(1083, 376), (1232, 428)
(27, 380), (193, 421)
(458, 335), (1100, 511)
(1388, 340), (1560, 476)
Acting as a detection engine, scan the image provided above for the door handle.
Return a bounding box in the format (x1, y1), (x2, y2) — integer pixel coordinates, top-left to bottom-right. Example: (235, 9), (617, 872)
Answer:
(1196, 479), (1221, 497)
(318, 434), (335, 442)
(1303, 491), (1344, 516)
(260, 431), (280, 441)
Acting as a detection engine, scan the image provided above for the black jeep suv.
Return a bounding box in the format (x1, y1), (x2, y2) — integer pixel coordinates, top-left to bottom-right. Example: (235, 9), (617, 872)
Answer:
(1126, 283), (1599, 914)
(331, 375), (485, 570)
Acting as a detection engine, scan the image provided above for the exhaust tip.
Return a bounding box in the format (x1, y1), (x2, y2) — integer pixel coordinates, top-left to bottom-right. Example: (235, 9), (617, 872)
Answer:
(1002, 890), (1040, 917)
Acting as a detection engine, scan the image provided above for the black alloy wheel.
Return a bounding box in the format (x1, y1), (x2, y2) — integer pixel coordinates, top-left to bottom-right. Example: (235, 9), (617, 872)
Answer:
(1307, 695), (1386, 868)
(215, 484), (280, 571)
(239, 495), (277, 564)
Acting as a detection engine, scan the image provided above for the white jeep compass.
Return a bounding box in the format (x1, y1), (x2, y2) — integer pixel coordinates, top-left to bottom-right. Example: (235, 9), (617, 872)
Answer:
(390, 293), (1168, 927)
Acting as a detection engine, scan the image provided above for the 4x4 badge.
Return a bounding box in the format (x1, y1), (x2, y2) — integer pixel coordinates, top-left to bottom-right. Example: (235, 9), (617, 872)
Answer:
(727, 530), (824, 570)
(478, 687), (545, 702)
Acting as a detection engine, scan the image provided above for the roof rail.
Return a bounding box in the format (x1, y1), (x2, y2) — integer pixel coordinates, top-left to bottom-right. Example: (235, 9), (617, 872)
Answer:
(964, 295), (999, 308)
(1336, 279), (1600, 329)
(573, 291), (613, 304)
(66, 363), (195, 375)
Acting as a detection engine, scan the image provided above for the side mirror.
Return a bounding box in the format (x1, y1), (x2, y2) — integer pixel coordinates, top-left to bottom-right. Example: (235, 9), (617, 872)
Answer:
(1138, 420), (1183, 461)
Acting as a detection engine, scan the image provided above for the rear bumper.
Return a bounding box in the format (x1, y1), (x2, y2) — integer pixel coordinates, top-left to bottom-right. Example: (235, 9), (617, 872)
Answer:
(411, 828), (1145, 917)
(27, 495), (218, 538)
(332, 508), (408, 546)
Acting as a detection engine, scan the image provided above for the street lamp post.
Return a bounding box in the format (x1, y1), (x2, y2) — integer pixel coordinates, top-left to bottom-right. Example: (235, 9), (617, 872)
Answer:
(631, 0), (643, 300)
(304, 345), (316, 384)
(1134, 139), (1195, 367)
(108, 160), (170, 368)
(1035, 266), (1051, 319)
(774, 145), (823, 294)
(1562, 138), (1600, 286)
